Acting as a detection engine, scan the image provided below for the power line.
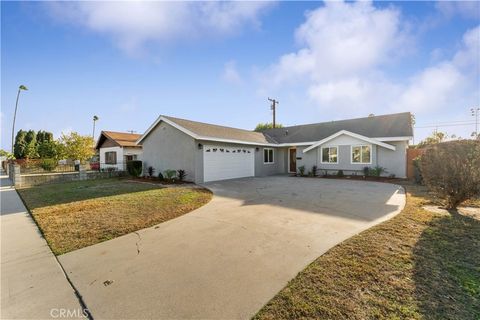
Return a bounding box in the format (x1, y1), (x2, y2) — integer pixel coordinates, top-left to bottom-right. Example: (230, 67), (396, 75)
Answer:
(414, 122), (476, 129)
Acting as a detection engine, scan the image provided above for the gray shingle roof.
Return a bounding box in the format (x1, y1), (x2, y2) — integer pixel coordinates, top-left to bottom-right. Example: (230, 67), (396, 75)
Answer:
(157, 112), (412, 145)
(261, 112), (413, 144)
(163, 116), (277, 144)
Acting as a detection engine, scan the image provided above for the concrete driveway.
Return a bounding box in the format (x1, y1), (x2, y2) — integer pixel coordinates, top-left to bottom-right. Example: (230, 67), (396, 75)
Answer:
(59, 176), (405, 319)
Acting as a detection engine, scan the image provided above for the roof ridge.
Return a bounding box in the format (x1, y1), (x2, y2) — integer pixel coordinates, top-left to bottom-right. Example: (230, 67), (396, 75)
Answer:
(163, 115), (262, 135)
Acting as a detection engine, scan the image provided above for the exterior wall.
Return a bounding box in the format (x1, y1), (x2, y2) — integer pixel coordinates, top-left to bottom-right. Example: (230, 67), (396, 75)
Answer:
(16, 170), (125, 188)
(99, 146), (124, 171)
(377, 140), (408, 178)
(141, 121), (196, 181)
(296, 134), (407, 177)
(255, 147), (286, 177)
(123, 147), (143, 161)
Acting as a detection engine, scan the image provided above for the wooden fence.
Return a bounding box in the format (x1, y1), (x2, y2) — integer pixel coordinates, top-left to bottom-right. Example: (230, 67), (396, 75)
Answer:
(406, 148), (425, 180)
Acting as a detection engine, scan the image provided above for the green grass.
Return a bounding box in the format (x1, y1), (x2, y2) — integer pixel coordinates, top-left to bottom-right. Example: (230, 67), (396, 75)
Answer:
(18, 178), (212, 255)
(254, 182), (480, 320)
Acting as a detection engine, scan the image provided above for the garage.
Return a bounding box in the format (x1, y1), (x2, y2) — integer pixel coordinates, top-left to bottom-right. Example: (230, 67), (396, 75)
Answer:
(203, 145), (255, 182)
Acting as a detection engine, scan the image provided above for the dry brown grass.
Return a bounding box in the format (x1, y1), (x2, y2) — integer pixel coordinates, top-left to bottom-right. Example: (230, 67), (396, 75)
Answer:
(254, 182), (480, 320)
(18, 178), (212, 255)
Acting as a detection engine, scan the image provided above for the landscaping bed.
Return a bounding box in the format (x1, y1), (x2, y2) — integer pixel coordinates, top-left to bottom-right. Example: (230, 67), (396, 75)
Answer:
(18, 178), (212, 255)
(254, 181), (480, 320)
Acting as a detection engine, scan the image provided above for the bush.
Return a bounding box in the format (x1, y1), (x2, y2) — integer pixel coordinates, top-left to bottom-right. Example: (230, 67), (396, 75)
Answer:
(158, 172), (164, 180)
(363, 166), (370, 176)
(370, 166), (387, 177)
(147, 166), (155, 177)
(177, 169), (187, 181)
(337, 170), (344, 177)
(127, 160), (143, 177)
(312, 165), (318, 177)
(40, 159), (57, 171)
(419, 140), (480, 209)
(298, 165), (306, 177)
(163, 169), (177, 180)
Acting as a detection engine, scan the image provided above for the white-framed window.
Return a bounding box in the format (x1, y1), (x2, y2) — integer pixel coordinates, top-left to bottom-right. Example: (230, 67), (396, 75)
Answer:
(263, 148), (274, 164)
(105, 151), (117, 164)
(351, 145), (371, 164)
(321, 146), (338, 163)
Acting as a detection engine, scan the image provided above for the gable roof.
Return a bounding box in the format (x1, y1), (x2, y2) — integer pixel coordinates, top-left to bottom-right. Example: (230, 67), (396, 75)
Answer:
(138, 116), (277, 145)
(138, 112), (413, 147)
(95, 131), (142, 149)
(303, 130), (396, 153)
(261, 112), (413, 144)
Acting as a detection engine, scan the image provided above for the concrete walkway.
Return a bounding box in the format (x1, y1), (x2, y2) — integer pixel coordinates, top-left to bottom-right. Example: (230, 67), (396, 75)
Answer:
(59, 176), (405, 319)
(0, 172), (84, 319)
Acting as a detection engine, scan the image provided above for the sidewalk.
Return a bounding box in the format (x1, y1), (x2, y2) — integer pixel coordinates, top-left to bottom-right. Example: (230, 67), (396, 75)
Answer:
(0, 172), (85, 319)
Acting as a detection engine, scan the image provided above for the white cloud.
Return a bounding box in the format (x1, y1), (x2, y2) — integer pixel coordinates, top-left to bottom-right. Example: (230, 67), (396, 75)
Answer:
(222, 60), (242, 84)
(436, 1), (480, 20)
(260, 1), (479, 120)
(47, 2), (273, 55)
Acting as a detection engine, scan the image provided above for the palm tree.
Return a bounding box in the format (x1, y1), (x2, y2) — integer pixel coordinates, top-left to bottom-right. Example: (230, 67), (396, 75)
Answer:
(92, 115), (99, 139)
(11, 85), (28, 153)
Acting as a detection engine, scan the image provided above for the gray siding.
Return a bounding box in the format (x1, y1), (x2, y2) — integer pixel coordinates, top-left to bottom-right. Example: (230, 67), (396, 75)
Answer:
(377, 141), (407, 178)
(141, 121), (196, 181)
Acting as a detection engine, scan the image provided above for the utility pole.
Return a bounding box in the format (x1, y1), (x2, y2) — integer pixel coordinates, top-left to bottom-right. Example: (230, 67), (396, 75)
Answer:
(471, 107), (480, 137)
(11, 85), (28, 154)
(268, 98), (279, 128)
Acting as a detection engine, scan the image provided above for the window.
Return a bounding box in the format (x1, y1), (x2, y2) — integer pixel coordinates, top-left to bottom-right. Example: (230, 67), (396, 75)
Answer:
(263, 148), (274, 164)
(125, 155), (137, 161)
(351, 145), (371, 164)
(105, 151), (117, 164)
(321, 147), (338, 163)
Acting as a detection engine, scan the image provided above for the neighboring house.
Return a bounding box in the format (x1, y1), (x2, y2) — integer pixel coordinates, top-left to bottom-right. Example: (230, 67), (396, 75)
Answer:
(95, 131), (142, 170)
(137, 113), (413, 183)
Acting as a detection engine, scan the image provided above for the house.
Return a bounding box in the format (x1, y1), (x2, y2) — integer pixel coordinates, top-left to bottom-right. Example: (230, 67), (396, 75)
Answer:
(137, 112), (413, 183)
(95, 131), (143, 170)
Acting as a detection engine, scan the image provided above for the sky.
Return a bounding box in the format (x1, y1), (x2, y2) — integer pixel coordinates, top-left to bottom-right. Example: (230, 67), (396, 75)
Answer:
(1, 1), (479, 151)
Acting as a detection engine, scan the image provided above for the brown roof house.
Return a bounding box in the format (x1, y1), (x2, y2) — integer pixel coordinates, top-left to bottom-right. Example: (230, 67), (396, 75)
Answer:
(95, 131), (142, 170)
(137, 112), (413, 183)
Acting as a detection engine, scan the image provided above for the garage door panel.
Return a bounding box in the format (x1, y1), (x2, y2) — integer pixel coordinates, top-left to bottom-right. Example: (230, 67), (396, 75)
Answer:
(203, 146), (254, 182)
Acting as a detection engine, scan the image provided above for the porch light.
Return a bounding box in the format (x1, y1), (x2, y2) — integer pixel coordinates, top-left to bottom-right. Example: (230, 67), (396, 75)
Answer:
(198, 143), (203, 149)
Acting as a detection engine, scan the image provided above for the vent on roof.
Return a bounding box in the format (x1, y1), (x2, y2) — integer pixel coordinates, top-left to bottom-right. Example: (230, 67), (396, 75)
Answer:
(285, 130), (289, 136)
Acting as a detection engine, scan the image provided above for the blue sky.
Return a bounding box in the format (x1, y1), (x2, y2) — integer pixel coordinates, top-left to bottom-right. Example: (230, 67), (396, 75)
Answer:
(1, 1), (479, 150)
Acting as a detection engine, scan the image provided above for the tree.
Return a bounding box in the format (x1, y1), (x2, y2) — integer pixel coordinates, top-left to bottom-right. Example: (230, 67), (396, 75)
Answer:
(254, 123), (284, 132)
(36, 130), (53, 144)
(58, 132), (95, 161)
(24, 130), (38, 159)
(36, 130), (57, 159)
(0, 149), (15, 159)
(13, 130), (27, 159)
(416, 131), (447, 148)
(419, 140), (480, 209)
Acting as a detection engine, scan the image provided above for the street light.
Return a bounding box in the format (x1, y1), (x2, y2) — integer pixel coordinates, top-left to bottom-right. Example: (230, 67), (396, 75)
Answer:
(11, 85), (28, 154)
(92, 115), (99, 139)
(472, 107), (480, 137)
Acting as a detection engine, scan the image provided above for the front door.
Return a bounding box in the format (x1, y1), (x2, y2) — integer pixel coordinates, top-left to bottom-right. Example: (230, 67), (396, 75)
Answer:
(289, 148), (297, 173)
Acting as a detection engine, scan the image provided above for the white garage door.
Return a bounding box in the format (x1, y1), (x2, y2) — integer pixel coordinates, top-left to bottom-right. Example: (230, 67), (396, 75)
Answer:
(203, 145), (255, 182)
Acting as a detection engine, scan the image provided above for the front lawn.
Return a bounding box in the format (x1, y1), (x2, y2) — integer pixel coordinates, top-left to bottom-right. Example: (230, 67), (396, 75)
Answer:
(18, 178), (212, 255)
(254, 182), (480, 320)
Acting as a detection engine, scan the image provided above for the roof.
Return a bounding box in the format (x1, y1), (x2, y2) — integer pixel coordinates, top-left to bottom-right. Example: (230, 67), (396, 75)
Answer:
(261, 112), (413, 144)
(95, 131), (142, 149)
(138, 112), (412, 147)
(138, 116), (277, 145)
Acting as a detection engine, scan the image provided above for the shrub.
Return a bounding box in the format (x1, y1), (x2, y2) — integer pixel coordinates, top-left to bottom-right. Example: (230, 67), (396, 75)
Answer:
(40, 159), (57, 171)
(298, 165), (306, 177)
(419, 140), (480, 209)
(370, 166), (387, 177)
(158, 172), (164, 180)
(163, 169), (177, 180)
(177, 169), (187, 181)
(147, 166), (155, 177)
(312, 165), (318, 177)
(363, 166), (370, 176)
(126, 160), (142, 177)
(413, 157), (423, 184)
(337, 170), (344, 177)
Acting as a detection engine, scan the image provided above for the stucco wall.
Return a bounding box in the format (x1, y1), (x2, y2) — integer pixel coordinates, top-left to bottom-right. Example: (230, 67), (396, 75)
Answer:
(377, 140), (408, 178)
(141, 121), (196, 181)
(255, 147), (286, 177)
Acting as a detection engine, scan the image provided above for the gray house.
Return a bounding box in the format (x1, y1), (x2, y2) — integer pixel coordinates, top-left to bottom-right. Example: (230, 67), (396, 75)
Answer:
(137, 112), (413, 183)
